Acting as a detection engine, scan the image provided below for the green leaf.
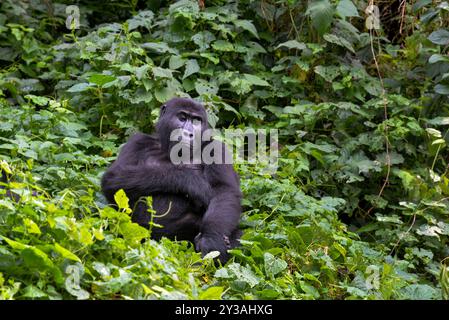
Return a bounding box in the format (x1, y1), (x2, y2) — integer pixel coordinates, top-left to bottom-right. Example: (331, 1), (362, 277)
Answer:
(432, 138), (445, 145)
(413, 0), (432, 12)
(336, 0), (359, 18)
(53, 243), (81, 262)
(23, 218), (41, 234)
(203, 251), (220, 260)
(67, 83), (91, 93)
(399, 284), (438, 300)
(114, 189), (131, 212)
(154, 82), (179, 102)
(78, 226), (94, 246)
(428, 29), (449, 45)
(323, 33), (355, 53)
(199, 286), (224, 300)
(192, 31), (216, 51)
(416, 225), (443, 238)
(169, 56), (186, 70)
(25, 94), (50, 106)
(127, 10), (154, 31)
(426, 128), (442, 138)
(88, 74), (116, 86)
(152, 67), (173, 79)
(435, 84), (449, 95)
(306, 0), (335, 36)
(141, 42), (178, 54)
(228, 263), (260, 287)
(264, 252), (287, 277)
(22, 247), (55, 270)
(411, 248), (434, 260)
(1, 236), (28, 250)
(212, 40), (234, 52)
(243, 74), (270, 86)
(376, 151), (404, 165)
(195, 79), (219, 95)
(135, 65), (150, 80)
(259, 288), (281, 298)
(119, 222), (149, 245)
(207, 112), (218, 128)
(276, 40), (306, 50)
(0, 122), (13, 131)
(300, 281), (320, 298)
(18, 78), (44, 92)
(429, 54), (449, 64)
(428, 117), (449, 126)
(314, 65), (340, 82)
(199, 52), (219, 64)
(214, 268), (230, 278)
(376, 214), (403, 224)
(22, 285), (47, 298)
(234, 20), (259, 38)
(393, 169), (416, 191)
(183, 59), (200, 79)
(333, 242), (347, 257)
(169, 0), (199, 14)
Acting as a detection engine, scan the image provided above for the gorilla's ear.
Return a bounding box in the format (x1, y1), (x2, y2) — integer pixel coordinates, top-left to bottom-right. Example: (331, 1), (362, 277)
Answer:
(160, 104), (167, 116)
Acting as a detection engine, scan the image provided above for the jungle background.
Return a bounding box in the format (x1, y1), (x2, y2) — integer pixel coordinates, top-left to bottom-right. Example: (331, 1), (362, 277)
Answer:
(0, 0), (449, 300)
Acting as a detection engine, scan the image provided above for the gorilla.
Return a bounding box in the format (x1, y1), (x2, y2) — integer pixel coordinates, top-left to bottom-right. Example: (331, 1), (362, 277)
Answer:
(101, 98), (242, 263)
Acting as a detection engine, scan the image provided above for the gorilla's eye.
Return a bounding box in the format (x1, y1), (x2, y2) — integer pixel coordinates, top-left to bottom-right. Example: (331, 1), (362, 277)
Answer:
(193, 117), (202, 123)
(178, 113), (187, 122)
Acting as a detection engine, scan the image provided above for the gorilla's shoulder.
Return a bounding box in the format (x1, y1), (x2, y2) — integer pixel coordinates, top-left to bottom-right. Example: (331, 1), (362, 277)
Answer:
(120, 132), (161, 155)
(127, 132), (159, 145)
(127, 132), (151, 141)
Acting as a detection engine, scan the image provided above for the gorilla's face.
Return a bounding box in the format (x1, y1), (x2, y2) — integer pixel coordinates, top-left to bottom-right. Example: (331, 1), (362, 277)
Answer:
(173, 109), (203, 147)
(156, 98), (209, 157)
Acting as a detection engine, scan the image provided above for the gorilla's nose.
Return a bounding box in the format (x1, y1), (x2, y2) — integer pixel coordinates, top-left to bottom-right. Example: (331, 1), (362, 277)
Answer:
(183, 131), (194, 139)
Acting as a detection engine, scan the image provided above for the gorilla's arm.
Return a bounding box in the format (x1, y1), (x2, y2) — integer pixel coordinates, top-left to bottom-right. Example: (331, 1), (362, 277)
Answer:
(201, 164), (241, 234)
(195, 142), (242, 260)
(101, 133), (212, 207)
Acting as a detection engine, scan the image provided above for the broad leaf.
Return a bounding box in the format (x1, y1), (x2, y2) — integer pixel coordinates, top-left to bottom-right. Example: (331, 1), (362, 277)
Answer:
(336, 0), (359, 18)
(198, 286), (223, 300)
(428, 29), (449, 45)
(306, 0), (335, 36)
(234, 20), (259, 39)
(264, 253), (287, 277)
(67, 83), (91, 93)
(183, 59), (200, 79)
(276, 40), (306, 50)
(243, 74), (270, 86)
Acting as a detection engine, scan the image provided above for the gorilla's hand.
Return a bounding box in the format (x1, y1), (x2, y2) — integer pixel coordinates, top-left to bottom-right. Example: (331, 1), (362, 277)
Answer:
(194, 232), (230, 263)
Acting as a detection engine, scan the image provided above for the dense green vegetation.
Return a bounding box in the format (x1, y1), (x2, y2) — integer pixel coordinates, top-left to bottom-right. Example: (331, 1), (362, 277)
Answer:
(0, 0), (448, 300)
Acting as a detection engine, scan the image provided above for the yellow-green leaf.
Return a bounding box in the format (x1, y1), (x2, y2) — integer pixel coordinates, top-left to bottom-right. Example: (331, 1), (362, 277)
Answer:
(54, 243), (81, 262)
(114, 189), (132, 213)
(24, 218), (41, 235)
(1, 236), (28, 250)
(198, 286), (224, 300)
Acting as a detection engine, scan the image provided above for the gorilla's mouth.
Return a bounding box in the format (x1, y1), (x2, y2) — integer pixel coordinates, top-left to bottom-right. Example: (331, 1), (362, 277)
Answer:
(179, 140), (193, 146)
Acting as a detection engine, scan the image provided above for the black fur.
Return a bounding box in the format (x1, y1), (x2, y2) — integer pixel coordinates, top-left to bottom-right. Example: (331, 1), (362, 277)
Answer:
(101, 98), (242, 263)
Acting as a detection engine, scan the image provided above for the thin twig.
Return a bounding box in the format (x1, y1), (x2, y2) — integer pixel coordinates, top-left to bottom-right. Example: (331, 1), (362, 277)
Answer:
(389, 213), (416, 256)
(366, 1), (391, 216)
(399, 0), (407, 35)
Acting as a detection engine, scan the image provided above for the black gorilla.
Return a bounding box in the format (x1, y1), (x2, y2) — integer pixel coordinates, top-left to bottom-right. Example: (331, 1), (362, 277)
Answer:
(101, 98), (242, 263)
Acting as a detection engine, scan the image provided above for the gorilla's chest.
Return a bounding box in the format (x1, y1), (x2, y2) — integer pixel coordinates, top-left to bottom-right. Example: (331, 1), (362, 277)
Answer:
(151, 193), (195, 217)
(149, 193), (202, 241)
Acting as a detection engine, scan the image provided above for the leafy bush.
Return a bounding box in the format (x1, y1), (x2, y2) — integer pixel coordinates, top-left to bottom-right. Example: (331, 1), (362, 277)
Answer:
(0, 0), (448, 299)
